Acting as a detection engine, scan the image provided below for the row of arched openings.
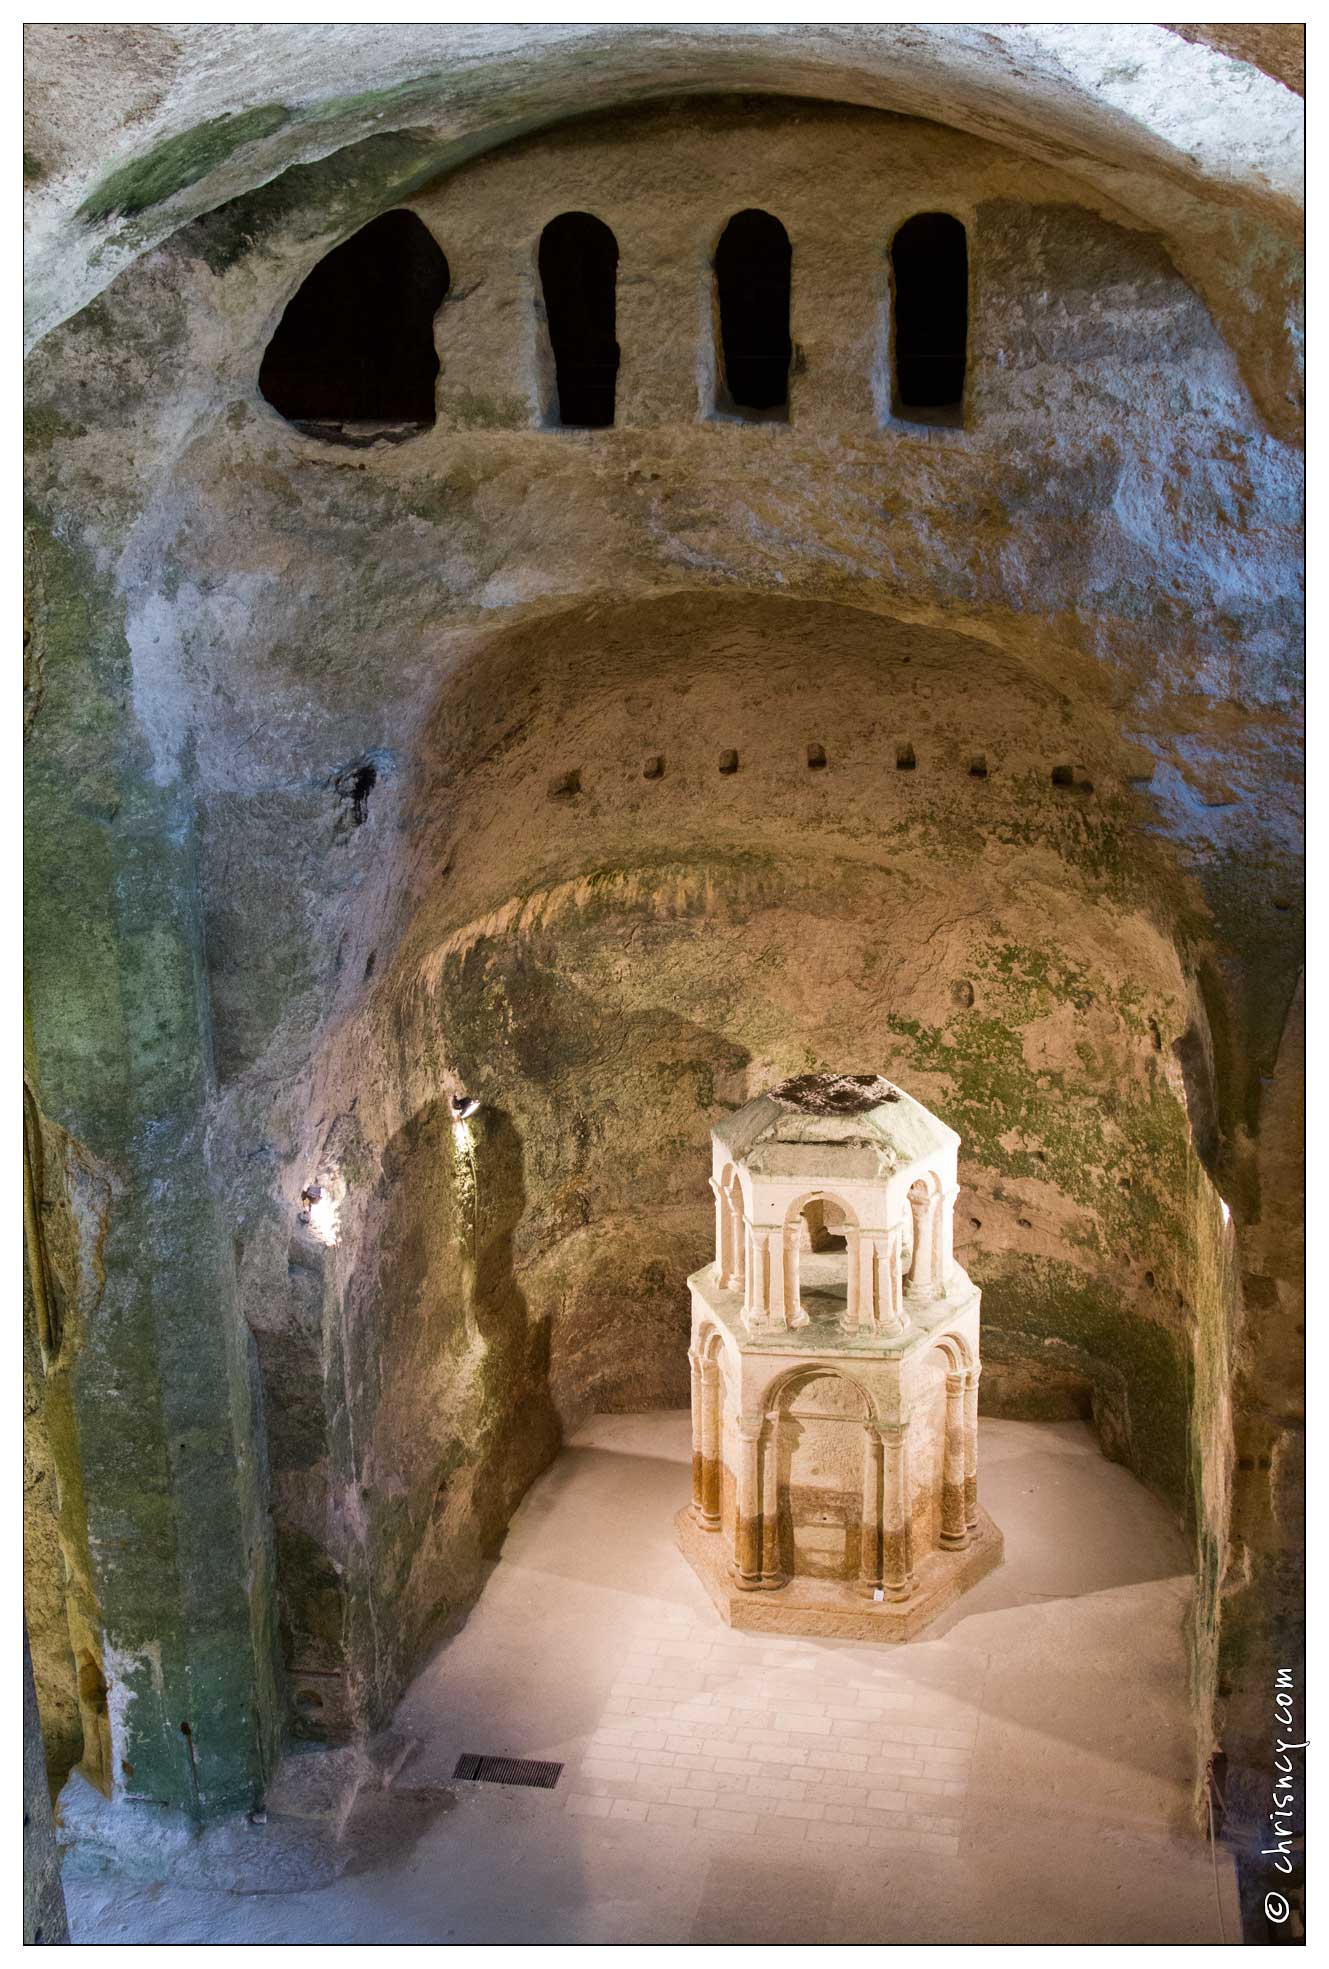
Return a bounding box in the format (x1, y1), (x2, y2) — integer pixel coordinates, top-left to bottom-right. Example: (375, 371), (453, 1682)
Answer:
(259, 207), (969, 438)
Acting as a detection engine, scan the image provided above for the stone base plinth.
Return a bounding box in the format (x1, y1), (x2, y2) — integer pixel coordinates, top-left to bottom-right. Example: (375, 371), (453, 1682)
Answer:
(675, 1504), (1003, 1642)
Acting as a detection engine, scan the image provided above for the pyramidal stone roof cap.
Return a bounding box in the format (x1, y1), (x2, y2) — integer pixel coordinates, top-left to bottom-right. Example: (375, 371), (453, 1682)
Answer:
(715, 1073), (959, 1166)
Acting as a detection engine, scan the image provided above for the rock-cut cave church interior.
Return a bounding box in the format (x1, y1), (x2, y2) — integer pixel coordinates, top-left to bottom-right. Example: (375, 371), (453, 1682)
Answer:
(22, 19), (1303, 1950)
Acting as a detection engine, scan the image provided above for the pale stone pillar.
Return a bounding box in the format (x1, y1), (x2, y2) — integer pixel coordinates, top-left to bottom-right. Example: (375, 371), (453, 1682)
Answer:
(857, 1425), (884, 1596)
(743, 1224), (764, 1323)
(865, 1232), (908, 1336)
(733, 1421), (764, 1589)
(699, 1357), (722, 1529)
(882, 1421), (914, 1601)
(768, 1225), (788, 1325)
(888, 1221), (907, 1326)
(858, 1228), (877, 1329)
(688, 1347), (705, 1519)
(906, 1181), (936, 1296)
(938, 1183), (960, 1287)
(727, 1191), (746, 1292)
(941, 1372), (969, 1548)
(709, 1176), (725, 1280)
(964, 1361), (981, 1531)
(840, 1226), (861, 1331)
(760, 1419), (783, 1587)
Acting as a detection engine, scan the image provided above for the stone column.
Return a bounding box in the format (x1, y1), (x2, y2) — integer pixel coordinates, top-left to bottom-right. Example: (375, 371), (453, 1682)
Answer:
(727, 1191), (746, 1292)
(888, 1222), (907, 1326)
(867, 1232), (908, 1336)
(840, 1226), (861, 1331)
(768, 1225), (788, 1326)
(743, 1224), (764, 1324)
(882, 1421), (914, 1601)
(857, 1426), (884, 1597)
(906, 1182), (936, 1297)
(759, 1420), (784, 1588)
(688, 1346), (705, 1519)
(941, 1372), (969, 1548)
(733, 1422), (764, 1589)
(938, 1183), (960, 1288)
(699, 1356), (722, 1528)
(709, 1177), (725, 1279)
(964, 1362), (981, 1531)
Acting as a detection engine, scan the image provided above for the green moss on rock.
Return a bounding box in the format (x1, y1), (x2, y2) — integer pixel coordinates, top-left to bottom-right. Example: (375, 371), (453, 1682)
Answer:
(78, 106), (293, 223)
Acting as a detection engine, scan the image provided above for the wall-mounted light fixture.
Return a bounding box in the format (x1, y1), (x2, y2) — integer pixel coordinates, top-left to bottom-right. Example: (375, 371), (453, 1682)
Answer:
(299, 1180), (340, 1247)
(450, 1095), (481, 1120)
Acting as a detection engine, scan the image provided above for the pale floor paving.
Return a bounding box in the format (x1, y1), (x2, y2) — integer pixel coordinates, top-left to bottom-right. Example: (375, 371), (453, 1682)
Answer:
(67, 1414), (1241, 1944)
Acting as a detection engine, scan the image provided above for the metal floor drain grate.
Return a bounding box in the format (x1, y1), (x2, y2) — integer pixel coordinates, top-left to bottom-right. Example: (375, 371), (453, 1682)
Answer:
(452, 1752), (563, 1790)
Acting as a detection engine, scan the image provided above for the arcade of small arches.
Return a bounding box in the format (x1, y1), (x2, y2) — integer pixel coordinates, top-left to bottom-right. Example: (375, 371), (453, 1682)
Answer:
(710, 1169), (956, 1337)
(258, 203), (969, 437)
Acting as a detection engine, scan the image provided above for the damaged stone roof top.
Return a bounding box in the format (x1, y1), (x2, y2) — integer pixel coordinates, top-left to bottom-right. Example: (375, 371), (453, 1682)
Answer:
(715, 1073), (958, 1167)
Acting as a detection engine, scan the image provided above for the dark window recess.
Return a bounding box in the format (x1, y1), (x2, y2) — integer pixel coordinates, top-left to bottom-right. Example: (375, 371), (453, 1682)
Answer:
(453, 1753), (563, 1790)
(539, 212), (620, 428)
(891, 212), (968, 419)
(259, 210), (449, 440)
(715, 209), (792, 416)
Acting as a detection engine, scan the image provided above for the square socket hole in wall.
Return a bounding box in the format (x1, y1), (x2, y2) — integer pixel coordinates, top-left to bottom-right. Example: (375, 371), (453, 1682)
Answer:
(718, 749), (739, 775)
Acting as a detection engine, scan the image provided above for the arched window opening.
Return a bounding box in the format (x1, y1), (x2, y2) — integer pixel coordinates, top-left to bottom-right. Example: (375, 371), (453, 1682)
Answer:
(795, 1197), (849, 1323)
(259, 209), (449, 442)
(891, 212), (968, 422)
(714, 209), (792, 417)
(538, 212), (620, 429)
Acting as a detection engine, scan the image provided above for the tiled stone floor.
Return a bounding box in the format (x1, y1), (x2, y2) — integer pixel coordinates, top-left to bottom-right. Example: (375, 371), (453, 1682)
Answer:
(566, 1611), (976, 1854)
(67, 1411), (1240, 1945)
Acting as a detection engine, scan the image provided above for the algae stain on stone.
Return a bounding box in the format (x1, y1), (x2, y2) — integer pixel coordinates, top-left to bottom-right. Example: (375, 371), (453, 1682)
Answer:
(78, 106), (294, 223)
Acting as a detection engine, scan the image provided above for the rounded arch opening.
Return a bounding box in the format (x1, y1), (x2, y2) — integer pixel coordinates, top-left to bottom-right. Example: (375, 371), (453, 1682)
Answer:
(784, 1189), (857, 1327)
(538, 210), (620, 428)
(258, 208), (450, 441)
(714, 207), (792, 418)
(891, 210), (968, 423)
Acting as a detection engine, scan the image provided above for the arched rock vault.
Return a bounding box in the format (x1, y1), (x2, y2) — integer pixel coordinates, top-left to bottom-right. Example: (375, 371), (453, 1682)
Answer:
(22, 34), (1301, 1898)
